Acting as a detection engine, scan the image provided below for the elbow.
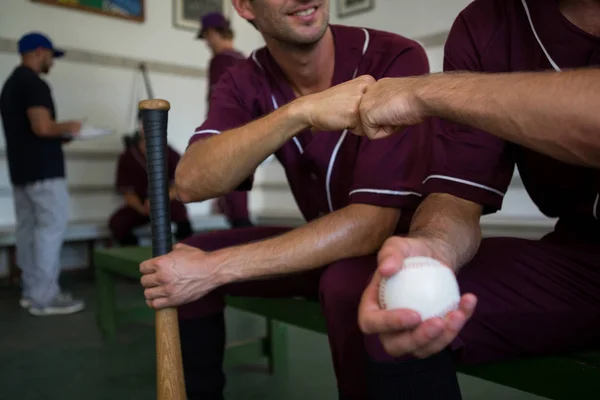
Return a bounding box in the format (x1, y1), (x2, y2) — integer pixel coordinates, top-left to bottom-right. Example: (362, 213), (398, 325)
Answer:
(174, 167), (197, 204)
(174, 164), (219, 203)
(31, 123), (50, 137)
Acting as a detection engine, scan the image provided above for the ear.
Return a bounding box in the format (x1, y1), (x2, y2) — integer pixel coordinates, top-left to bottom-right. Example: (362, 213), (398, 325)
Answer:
(231, 0), (256, 23)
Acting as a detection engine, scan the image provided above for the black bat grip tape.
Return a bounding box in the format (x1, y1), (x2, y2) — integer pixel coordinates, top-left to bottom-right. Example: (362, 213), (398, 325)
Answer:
(142, 109), (172, 258)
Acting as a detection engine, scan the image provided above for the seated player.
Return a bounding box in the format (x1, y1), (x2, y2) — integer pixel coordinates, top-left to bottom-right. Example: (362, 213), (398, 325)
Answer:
(138, 0), (430, 399)
(352, 0), (600, 399)
(109, 113), (192, 246)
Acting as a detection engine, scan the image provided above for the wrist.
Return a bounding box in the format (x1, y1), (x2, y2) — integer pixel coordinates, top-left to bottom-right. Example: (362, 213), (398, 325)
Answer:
(413, 73), (454, 120)
(209, 246), (246, 286)
(408, 234), (459, 272)
(287, 96), (313, 131)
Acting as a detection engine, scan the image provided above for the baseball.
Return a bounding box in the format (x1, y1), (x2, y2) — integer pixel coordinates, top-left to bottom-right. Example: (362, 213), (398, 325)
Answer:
(378, 256), (460, 321)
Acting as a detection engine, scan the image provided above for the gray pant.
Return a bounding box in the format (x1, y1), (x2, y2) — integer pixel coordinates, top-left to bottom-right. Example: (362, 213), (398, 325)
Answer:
(13, 178), (69, 307)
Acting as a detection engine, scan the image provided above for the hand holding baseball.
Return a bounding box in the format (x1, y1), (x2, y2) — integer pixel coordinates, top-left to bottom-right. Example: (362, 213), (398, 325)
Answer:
(354, 77), (428, 139)
(358, 236), (477, 359)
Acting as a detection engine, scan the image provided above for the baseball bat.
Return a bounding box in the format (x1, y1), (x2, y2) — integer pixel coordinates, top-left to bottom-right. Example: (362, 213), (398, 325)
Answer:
(138, 99), (186, 400)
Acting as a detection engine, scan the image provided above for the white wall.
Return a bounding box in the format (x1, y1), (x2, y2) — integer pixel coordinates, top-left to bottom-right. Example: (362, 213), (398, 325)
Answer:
(0, 0), (265, 227)
(0, 0), (547, 275)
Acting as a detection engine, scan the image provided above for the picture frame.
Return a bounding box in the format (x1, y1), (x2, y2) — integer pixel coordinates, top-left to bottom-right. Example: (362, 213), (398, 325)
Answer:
(173, 0), (232, 32)
(31, 0), (145, 23)
(337, 0), (374, 18)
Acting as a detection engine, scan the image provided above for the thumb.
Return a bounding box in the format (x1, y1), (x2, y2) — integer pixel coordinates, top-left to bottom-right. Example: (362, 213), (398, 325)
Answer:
(173, 242), (195, 251)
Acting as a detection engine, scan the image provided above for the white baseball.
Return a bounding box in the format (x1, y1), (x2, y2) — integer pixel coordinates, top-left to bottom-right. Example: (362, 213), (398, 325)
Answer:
(378, 256), (460, 321)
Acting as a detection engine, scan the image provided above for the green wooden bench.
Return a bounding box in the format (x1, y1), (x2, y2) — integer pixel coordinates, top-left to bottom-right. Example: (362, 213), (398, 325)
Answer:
(94, 246), (600, 399)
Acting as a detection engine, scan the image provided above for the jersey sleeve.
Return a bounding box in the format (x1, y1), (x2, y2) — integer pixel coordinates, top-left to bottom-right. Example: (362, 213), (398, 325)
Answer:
(24, 77), (53, 110)
(349, 45), (430, 209)
(423, 13), (515, 214)
(188, 70), (255, 191)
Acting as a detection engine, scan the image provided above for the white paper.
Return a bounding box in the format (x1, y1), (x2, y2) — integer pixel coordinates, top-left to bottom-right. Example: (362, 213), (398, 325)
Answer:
(66, 124), (115, 141)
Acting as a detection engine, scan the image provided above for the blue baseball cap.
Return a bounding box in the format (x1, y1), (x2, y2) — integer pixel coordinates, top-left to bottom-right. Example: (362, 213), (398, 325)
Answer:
(18, 32), (65, 58)
(197, 12), (230, 39)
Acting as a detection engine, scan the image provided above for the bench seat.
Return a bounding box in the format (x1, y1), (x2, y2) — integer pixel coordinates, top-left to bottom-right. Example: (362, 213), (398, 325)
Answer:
(94, 245), (600, 399)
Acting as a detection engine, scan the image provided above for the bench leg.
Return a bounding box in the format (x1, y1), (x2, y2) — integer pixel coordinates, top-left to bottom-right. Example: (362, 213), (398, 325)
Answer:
(95, 267), (117, 343)
(266, 318), (288, 375)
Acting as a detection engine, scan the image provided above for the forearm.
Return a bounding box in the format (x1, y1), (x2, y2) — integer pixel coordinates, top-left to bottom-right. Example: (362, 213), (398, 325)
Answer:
(176, 101), (310, 203)
(212, 204), (400, 284)
(419, 69), (600, 167)
(408, 193), (483, 271)
(33, 120), (76, 138)
(124, 192), (144, 213)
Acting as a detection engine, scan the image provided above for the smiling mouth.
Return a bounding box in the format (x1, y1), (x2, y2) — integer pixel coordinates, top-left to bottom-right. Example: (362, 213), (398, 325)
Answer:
(292, 7), (317, 17)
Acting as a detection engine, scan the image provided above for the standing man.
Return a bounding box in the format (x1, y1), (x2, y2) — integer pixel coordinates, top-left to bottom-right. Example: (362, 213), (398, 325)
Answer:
(140, 0), (431, 398)
(353, 0), (600, 399)
(0, 32), (85, 316)
(198, 11), (253, 228)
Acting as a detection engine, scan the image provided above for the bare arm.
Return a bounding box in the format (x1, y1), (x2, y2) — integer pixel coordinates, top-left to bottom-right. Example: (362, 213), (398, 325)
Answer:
(176, 102), (307, 203)
(212, 204), (400, 284)
(27, 107), (80, 138)
(419, 69), (600, 168)
(407, 193), (483, 271)
(123, 191), (145, 214)
(176, 76), (374, 203)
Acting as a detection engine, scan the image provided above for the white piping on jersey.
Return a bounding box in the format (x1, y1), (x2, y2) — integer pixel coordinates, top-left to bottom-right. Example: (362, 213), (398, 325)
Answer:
(327, 28), (371, 212)
(422, 175), (506, 197)
(251, 50), (263, 70)
(326, 129), (349, 211)
(194, 129), (221, 135)
(352, 29), (371, 78)
(349, 188), (422, 197)
(594, 193), (599, 220)
(270, 95), (304, 154)
(521, 0), (561, 72)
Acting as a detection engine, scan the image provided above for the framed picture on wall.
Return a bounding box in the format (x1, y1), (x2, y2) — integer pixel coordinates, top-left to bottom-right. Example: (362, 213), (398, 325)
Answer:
(173, 0), (232, 31)
(31, 0), (145, 22)
(337, 0), (374, 18)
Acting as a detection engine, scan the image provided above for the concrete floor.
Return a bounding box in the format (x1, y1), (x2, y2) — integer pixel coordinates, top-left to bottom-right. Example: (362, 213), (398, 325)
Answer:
(0, 276), (547, 400)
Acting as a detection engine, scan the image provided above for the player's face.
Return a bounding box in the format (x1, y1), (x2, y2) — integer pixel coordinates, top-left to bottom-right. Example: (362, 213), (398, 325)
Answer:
(39, 49), (54, 74)
(203, 29), (220, 53)
(239, 0), (329, 46)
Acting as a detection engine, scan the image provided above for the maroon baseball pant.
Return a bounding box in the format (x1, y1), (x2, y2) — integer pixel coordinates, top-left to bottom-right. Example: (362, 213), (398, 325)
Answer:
(178, 226), (375, 399)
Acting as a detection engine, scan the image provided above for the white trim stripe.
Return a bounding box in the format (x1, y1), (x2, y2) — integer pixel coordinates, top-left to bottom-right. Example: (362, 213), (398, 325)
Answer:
(361, 28), (370, 55)
(251, 50), (263, 70)
(194, 129), (221, 135)
(270, 94), (303, 154)
(326, 129), (348, 211)
(349, 188), (422, 197)
(521, 0), (561, 72)
(422, 175), (505, 197)
(594, 193), (599, 220)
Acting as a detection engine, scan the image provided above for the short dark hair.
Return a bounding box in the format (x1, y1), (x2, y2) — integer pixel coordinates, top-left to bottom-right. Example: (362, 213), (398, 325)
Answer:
(214, 26), (235, 39)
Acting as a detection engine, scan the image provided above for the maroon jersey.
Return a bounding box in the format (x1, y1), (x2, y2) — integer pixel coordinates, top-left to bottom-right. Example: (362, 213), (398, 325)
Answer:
(207, 49), (245, 103)
(116, 143), (181, 201)
(189, 25), (431, 232)
(425, 0), (600, 231)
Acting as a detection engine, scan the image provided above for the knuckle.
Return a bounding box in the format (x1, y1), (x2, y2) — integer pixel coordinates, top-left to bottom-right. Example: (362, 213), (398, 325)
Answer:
(156, 271), (170, 285)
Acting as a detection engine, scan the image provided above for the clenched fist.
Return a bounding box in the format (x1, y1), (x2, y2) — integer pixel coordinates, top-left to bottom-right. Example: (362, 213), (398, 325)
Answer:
(355, 76), (429, 139)
(299, 75), (376, 132)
